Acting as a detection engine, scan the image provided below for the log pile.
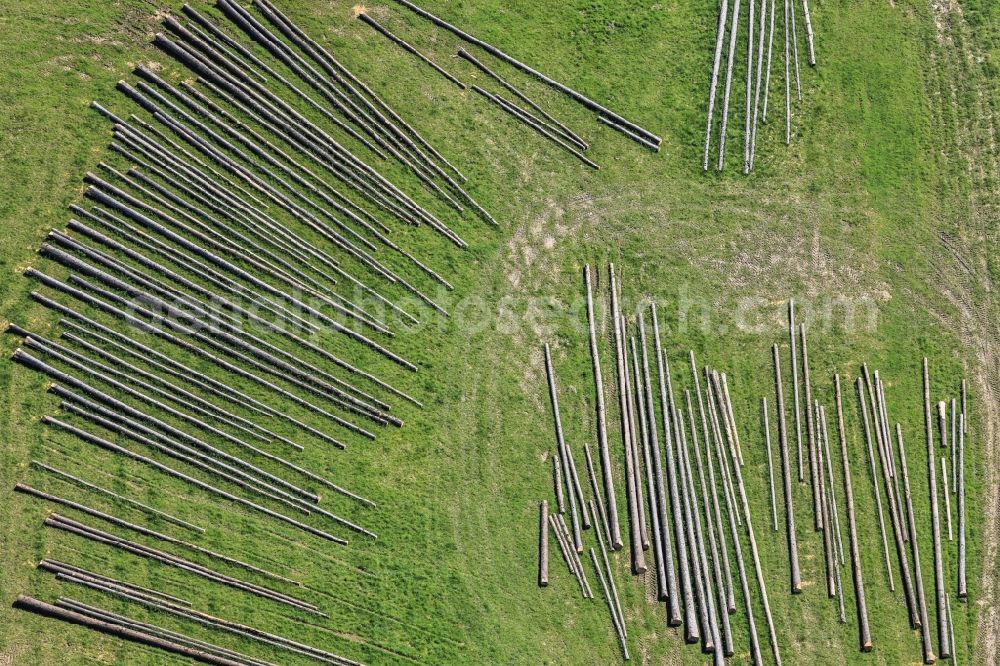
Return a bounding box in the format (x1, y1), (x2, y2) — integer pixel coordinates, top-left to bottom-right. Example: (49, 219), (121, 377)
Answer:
(536, 295), (972, 664)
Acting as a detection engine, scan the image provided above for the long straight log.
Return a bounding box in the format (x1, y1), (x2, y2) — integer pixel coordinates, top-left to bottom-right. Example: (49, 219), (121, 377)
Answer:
(648, 308), (693, 634)
(543, 344), (582, 552)
(958, 413), (967, 599)
(719, 402), (781, 666)
(857, 376), (894, 590)
(681, 396), (720, 655)
(611, 265), (646, 554)
(772, 344), (801, 593)
(820, 406), (845, 566)
(620, 314), (649, 550)
(743, 0), (757, 174)
(709, 372), (739, 524)
(585, 266), (621, 549)
(589, 549), (630, 660)
(677, 411), (712, 651)
(875, 373), (908, 542)
(925, 358), (951, 659)
(590, 499), (625, 637)
(706, 406), (762, 662)
(961, 379), (968, 433)
(539, 501), (549, 587)
(864, 381), (919, 628)
(802, 0), (816, 65)
(897, 424), (935, 664)
(635, 329), (680, 623)
(548, 514), (583, 594)
(800, 323), (820, 529)
(703, 0), (730, 170)
(553, 454), (566, 514)
(565, 445), (592, 530)
(457, 48), (587, 150)
(38, 559), (192, 607)
(718, 0), (743, 169)
(762, 0), (777, 122)
(783, 0), (791, 144)
(689, 390), (734, 657)
(389, 0), (662, 148)
(30, 459), (203, 533)
(948, 594), (958, 666)
(951, 399), (958, 494)
(719, 374), (744, 467)
(631, 339), (669, 604)
(815, 404), (836, 598)
(835, 375), (873, 651)
(942, 458), (953, 541)
(789, 0), (802, 99)
(762, 398), (779, 531)
(788, 302), (804, 482)
(558, 515), (593, 598)
(690, 354), (735, 613)
(12, 595), (245, 666)
(748, 0), (768, 171)
(584, 444), (611, 546)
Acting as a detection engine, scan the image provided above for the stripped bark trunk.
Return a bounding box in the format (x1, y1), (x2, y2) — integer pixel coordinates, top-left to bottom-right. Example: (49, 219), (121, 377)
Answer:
(743, 0), (757, 174)
(590, 549), (630, 659)
(835, 375), (873, 652)
(788, 302), (804, 483)
(802, 0), (816, 65)
(539, 501), (549, 587)
(762, 0), (777, 123)
(926, 359), (952, 659)
(897, 424), (935, 664)
(691, 358), (736, 614)
(632, 339), (669, 603)
(585, 266), (621, 549)
(718, 0), (743, 169)
(816, 404), (836, 598)
(772, 344), (802, 593)
(590, 499), (626, 635)
(801, 324), (820, 529)
(703, 0), (731, 170)
(763, 398), (779, 531)
(857, 375), (894, 591)
(621, 315), (649, 550)
(958, 413), (967, 599)
(543, 344), (582, 552)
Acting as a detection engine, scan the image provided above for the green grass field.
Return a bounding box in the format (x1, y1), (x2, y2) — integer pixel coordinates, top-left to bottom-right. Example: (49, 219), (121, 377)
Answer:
(1, 0), (998, 663)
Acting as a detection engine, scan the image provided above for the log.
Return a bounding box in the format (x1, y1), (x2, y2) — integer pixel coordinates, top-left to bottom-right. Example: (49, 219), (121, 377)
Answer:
(743, 0), (757, 173)
(620, 315), (649, 551)
(630, 338), (670, 604)
(958, 413), (967, 599)
(719, 374), (743, 467)
(789, 0), (802, 99)
(771, 344), (802, 593)
(942, 458), (953, 541)
(647, 308), (692, 632)
(457, 48), (587, 149)
(565, 445), (592, 530)
(856, 376), (894, 591)
(863, 380), (919, 628)
(952, 399), (958, 494)
(815, 405), (836, 598)
(590, 499), (625, 636)
(801, 323), (821, 529)
(584, 444), (612, 547)
(762, 398), (779, 531)
(12, 595), (245, 666)
(15, 484), (293, 585)
(471, 86), (600, 169)
(44, 514), (318, 615)
(748, 0), (768, 171)
(680, 396), (719, 654)
(548, 514), (583, 593)
(539, 501), (549, 587)
(834, 375), (873, 652)
(718, 0), (743, 169)
(896, 424), (935, 664)
(802, 0), (816, 65)
(709, 393), (769, 665)
(702, 0), (730, 170)
(388, 0), (663, 148)
(783, 0), (791, 144)
(788, 302), (804, 483)
(589, 549), (630, 660)
(543, 344), (582, 552)
(876, 373), (908, 542)
(690, 354), (735, 614)
(553, 454), (566, 514)
(676, 411), (712, 650)
(558, 515), (593, 598)
(585, 266), (621, 549)
(30, 459), (203, 533)
(37, 559), (191, 607)
(819, 406), (845, 566)
(762, 0), (777, 123)
(612, 266), (647, 553)
(961, 379), (968, 433)
(948, 594), (958, 666)
(688, 390), (734, 657)
(709, 372), (740, 526)
(925, 359), (952, 659)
